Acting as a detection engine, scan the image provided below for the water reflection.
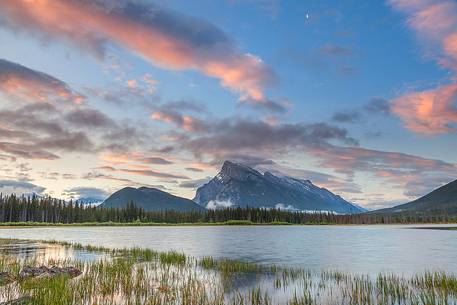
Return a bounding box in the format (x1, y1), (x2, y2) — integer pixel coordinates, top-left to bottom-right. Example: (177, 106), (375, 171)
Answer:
(0, 224), (456, 274)
(0, 237), (456, 304)
(0, 239), (104, 262)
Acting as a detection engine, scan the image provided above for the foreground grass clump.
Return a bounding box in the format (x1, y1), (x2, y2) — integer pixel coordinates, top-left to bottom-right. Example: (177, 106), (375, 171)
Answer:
(0, 239), (457, 304)
(199, 256), (264, 274)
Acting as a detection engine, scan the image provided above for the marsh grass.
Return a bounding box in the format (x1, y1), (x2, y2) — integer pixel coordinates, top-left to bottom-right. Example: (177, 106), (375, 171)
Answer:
(0, 239), (456, 304)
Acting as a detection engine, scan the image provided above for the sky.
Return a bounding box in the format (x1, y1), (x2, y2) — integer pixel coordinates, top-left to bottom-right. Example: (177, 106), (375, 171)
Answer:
(0, 0), (456, 209)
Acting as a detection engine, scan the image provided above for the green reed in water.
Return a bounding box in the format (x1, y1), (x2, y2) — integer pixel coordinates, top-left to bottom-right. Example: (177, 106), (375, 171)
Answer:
(0, 239), (456, 305)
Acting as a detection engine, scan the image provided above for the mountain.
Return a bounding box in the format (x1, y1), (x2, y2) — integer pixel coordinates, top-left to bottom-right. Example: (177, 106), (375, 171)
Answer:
(375, 179), (457, 215)
(193, 161), (365, 214)
(100, 187), (205, 212)
(75, 197), (104, 206)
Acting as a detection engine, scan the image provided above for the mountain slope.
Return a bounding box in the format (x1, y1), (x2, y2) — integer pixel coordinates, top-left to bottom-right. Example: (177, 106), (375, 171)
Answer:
(376, 179), (457, 214)
(75, 197), (104, 206)
(194, 161), (364, 214)
(101, 187), (205, 212)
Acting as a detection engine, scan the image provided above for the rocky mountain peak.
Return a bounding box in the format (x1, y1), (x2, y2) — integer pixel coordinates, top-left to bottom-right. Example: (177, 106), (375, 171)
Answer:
(219, 161), (262, 181)
(194, 160), (365, 213)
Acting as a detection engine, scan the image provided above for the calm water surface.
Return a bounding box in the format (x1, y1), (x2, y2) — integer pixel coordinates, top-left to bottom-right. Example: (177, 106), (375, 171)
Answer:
(0, 224), (456, 275)
(0, 239), (105, 262)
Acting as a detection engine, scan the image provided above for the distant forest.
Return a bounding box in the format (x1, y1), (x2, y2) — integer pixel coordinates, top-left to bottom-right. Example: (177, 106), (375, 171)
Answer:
(0, 195), (455, 225)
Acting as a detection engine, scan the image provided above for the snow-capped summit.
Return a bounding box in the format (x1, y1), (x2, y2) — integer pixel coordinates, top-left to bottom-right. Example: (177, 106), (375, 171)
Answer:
(194, 161), (365, 214)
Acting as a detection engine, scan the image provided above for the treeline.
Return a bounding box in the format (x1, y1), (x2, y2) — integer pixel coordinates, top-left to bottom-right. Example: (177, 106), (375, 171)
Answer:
(0, 195), (455, 224)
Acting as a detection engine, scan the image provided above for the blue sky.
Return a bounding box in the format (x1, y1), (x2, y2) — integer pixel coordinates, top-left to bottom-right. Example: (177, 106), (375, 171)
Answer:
(0, 0), (456, 209)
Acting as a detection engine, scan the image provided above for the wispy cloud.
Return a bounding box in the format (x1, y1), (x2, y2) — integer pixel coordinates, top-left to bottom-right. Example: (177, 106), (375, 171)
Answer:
(331, 98), (391, 124)
(389, 0), (457, 134)
(157, 109), (457, 200)
(0, 0), (280, 111)
(98, 152), (188, 180)
(0, 58), (85, 104)
(63, 186), (109, 201)
(309, 144), (457, 198)
(0, 142), (58, 160)
(0, 60), (122, 159)
(151, 111), (206, 132)
(180, 119), (359, 158)
(392, 83), (457, 134)
(0, 179), (46, 196)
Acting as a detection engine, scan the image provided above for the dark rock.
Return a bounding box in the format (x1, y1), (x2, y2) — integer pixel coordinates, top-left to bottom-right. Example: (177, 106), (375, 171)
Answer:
(19, 266), (81, 279)
(49, 266), (82, 278)
(19, 266), (48, 278)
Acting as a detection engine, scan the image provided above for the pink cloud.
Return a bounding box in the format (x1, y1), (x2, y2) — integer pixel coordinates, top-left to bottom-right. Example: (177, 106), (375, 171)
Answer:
(307, 144), (457, 197)
(392, 83), (457, 134)
(127, 79), (137, 89)
(151, 111), (205, 132)
(0, 59), (84, 104)
(96, 162), (189, 180)
(0, 0), (276, 108)
(389, 0), (457, 134)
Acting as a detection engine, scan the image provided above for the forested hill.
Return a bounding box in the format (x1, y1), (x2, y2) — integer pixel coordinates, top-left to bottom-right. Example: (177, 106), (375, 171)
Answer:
(0, 195), (455, 225)
(374, 179), (457, 215)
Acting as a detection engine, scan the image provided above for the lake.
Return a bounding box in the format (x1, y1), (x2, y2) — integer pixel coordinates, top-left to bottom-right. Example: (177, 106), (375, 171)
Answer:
(0, 224), (456, 275)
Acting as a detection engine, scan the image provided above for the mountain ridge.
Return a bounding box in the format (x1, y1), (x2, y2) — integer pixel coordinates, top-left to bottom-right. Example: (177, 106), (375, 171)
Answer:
(100, 186), (205, 212)
(194, 161), (365, 214)
(374, 179), (457, 215)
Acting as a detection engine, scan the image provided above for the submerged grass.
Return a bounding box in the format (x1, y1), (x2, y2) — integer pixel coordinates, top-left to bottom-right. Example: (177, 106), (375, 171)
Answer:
(0, 238), (456, 304)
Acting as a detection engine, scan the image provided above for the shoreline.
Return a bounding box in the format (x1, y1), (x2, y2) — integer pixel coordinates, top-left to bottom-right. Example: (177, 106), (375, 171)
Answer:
(0, 221), (457, 228)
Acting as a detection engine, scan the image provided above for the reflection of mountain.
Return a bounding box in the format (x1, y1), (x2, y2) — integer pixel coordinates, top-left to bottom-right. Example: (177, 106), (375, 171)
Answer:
(101, 187), (205, 212)
(194, 161), (365, 214)
(376, 179), (457, 215)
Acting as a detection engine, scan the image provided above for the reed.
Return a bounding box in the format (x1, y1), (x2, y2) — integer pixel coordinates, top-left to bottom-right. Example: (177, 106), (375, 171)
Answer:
(0, 239), (456, 304)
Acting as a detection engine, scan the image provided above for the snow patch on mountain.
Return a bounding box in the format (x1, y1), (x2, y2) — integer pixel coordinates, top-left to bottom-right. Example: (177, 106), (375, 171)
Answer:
(206, 199), (234, 210)
(275, 203), (299, 211)
(194, 161), (365, 214)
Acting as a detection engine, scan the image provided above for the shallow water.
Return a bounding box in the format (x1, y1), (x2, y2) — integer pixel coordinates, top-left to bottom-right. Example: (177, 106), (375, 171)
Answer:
(0, 239), (104, 262)
(0, 224), (456, 275)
